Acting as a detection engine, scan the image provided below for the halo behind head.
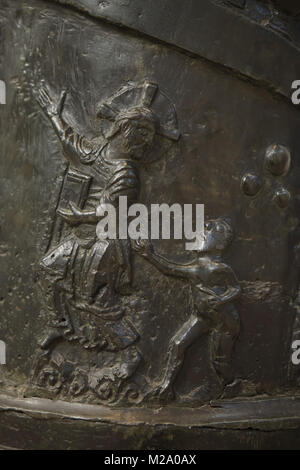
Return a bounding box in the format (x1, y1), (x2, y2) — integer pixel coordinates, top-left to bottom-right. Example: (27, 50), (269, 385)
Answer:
(97, 81), (180, 141)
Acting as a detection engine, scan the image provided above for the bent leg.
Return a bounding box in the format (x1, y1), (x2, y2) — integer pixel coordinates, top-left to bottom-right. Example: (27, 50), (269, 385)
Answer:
(212, 306), (240, 385)
(161, 314), (209, 393)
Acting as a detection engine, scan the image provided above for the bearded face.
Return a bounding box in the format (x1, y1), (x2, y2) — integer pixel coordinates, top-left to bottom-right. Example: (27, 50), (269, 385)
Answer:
(121, 119), (156, 160)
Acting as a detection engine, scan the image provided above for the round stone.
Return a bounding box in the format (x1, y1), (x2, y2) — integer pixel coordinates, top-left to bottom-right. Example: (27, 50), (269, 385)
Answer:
(265, 144), (291, 176)
(273, 188), (291, 209)
(241, 173), (263, 196)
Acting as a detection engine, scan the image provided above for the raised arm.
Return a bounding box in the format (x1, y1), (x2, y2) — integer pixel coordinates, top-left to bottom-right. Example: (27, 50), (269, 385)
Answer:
(36, 87), (95, 167)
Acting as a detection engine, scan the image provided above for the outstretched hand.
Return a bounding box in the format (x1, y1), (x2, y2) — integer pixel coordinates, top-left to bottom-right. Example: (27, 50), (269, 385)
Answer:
(36, 86), (67, 118)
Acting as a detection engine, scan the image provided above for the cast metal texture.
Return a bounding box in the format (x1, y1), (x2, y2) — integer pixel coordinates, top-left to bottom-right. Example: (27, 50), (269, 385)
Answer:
(0, 0), (300, 449)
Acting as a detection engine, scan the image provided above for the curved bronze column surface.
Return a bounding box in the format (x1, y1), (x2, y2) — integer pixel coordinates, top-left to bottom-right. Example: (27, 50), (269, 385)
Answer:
(0, 0), (300, 450)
